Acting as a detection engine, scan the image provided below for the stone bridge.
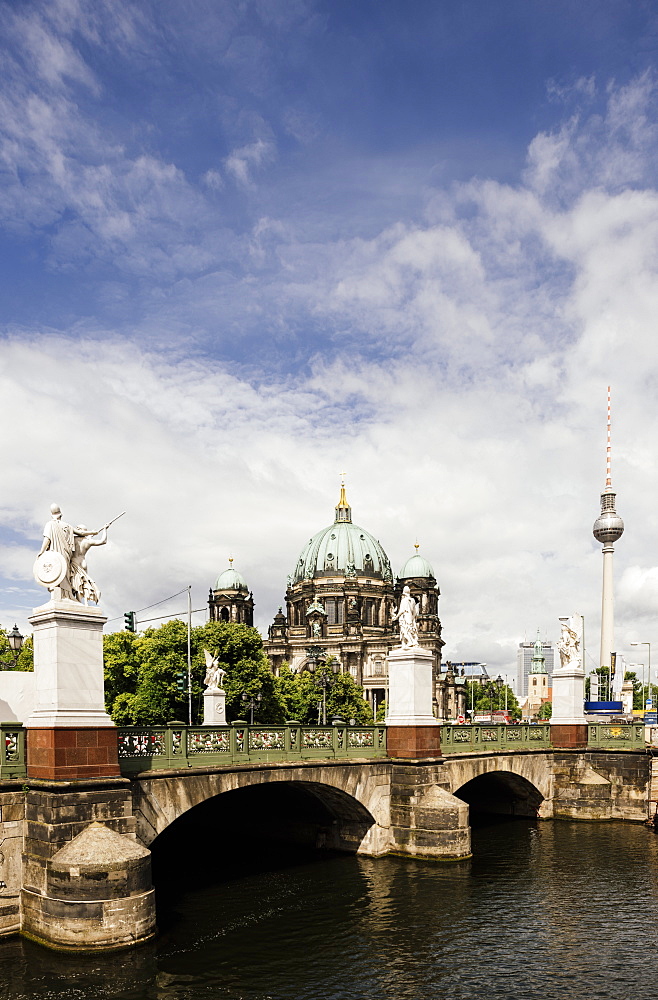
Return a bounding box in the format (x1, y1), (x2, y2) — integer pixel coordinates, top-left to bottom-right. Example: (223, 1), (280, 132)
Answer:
(0, 722), (651, 952)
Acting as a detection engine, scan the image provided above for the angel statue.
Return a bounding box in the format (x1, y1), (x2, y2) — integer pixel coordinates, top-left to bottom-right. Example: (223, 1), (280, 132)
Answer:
(203, 649), (227, 690)
(392, 586), (420, 649)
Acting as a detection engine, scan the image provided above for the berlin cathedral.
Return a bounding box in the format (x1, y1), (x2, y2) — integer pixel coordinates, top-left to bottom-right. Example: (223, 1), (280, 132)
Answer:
(209, 485), (445, 715)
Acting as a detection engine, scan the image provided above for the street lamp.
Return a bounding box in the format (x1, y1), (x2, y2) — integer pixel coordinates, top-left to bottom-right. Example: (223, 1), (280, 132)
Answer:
(241, 690), (262, 724)
(3, 625), (23, 668)
(308, 653), (339, 725)
(495, 675), (504, 712)
(631, 642), (652, 712)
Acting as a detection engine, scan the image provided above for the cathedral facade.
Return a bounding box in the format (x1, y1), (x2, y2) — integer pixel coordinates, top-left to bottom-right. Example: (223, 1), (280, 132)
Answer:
(262, 486), (445, 714)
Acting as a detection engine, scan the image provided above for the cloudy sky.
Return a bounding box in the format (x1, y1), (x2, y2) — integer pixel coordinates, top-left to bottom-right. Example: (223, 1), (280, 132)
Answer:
(2, 0), (658, 680)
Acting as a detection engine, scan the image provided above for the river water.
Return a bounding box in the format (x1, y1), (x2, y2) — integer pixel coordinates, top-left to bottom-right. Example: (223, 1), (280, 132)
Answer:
(1, 819), (657, 1000)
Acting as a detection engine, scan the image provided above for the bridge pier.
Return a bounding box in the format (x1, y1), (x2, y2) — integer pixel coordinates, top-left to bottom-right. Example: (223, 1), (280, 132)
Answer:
(389, 763), (471, 860)
(20, 780), (156, 951)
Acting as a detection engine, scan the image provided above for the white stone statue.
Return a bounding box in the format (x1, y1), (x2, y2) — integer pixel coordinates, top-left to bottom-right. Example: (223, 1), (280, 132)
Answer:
(392, 586), (420, 649)
(203, 648), (227, 690)
(557, 617), (581, 670)
(34, 505), (123, 603)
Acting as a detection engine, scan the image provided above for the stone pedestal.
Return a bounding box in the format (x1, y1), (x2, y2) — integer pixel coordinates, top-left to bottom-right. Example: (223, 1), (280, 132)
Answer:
(203, 687), (226, 726)
(550, 665), (588, 748)
(25, 600), (119, 780)
(385, 646), (441, 759)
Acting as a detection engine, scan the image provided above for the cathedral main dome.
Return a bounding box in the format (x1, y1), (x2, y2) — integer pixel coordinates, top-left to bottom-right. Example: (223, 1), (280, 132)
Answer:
(290, 487), (393, 585)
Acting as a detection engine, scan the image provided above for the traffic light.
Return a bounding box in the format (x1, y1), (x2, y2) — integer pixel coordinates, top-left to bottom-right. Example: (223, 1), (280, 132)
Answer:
(124, 611), (136, 632)
(175, 671), (186, 693)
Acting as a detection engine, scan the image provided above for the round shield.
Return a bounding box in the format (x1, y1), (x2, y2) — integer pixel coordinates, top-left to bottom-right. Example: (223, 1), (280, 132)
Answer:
(33, 551), (67, 588)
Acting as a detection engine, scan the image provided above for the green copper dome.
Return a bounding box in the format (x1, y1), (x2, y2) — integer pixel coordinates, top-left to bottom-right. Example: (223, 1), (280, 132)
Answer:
(398, 547), (435, 580)
(214, 560), (249, 593)
(290, 488), (393, 585)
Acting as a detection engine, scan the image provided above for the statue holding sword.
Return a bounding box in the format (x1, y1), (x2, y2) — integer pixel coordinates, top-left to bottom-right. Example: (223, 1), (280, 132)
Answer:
(34, 506), (125, 604)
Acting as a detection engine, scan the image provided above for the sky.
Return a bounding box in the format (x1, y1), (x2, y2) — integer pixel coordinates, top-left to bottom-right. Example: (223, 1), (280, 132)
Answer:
(2, 0), (658, 681)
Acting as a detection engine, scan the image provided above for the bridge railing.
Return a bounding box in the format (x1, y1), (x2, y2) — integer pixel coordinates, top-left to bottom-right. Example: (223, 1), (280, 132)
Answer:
(587, 722), (645, 750)
(117, 722), (387, 773)
(440, 723), (552, 753)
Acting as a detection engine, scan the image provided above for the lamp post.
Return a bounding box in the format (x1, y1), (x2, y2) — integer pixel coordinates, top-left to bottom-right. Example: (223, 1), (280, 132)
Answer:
(631, 642), (652, 713)
(241, 690), (262, 725)
(495, 675), (504, 713)
(3, 625), (24, 668)
(308, 650), (339, 725)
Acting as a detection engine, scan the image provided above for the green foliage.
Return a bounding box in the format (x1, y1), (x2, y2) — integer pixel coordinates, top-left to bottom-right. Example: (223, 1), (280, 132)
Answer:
(375, 700), (387, 723)
(537, 701), (552, 719)
(103, 622), (375, 727)
(323, 672), (373, 724)
(465, 680), (521, 721)
(103, 620), (274, 726)
(0, 628), (33, 671)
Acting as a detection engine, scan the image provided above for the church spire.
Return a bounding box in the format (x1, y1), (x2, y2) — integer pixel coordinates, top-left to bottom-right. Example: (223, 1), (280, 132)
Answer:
(335, 475), (352, 523)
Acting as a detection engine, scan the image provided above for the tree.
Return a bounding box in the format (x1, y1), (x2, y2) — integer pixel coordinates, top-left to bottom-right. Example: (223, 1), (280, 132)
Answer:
(465, 680), (521, 721)
(103, 620), (285, 725)
(323, 672), (373, 724)
(537, 701), (552, 720)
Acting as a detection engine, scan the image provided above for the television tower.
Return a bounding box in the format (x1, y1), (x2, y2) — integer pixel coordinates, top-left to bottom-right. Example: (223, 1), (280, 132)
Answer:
(592, 386), (624, 671)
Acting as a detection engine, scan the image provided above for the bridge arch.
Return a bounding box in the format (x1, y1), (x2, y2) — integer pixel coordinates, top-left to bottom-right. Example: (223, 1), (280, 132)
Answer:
(442, 753), (554, 819)
(132, 762), (392, 857)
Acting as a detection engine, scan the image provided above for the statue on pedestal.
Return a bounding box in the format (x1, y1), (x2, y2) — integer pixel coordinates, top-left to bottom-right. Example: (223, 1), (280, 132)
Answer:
(34, 505), (123, 604)
(392, 586), (420, 649)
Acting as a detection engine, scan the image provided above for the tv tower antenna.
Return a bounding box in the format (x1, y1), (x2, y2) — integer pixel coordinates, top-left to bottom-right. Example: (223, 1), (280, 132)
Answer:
(592, 386), (624, 672)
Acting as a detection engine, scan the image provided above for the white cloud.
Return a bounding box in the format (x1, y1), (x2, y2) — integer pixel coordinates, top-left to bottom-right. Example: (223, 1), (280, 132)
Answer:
(224, 138), (275, 187)
(4, 68), (658, 682)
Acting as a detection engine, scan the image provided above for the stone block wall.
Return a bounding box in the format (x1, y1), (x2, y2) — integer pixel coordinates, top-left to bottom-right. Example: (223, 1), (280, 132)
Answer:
(551, 750), (650, 822)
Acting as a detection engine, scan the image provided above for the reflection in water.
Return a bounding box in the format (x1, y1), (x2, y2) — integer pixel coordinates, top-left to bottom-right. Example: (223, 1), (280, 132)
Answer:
(1, 820), (657, 999)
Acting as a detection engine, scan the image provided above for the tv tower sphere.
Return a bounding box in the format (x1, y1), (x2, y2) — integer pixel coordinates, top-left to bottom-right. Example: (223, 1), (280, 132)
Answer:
(593, 498), (624, 545)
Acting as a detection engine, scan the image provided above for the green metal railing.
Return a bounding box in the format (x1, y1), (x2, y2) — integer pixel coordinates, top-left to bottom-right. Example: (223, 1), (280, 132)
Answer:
(587, 722), (645, 750)
(0, 723), (26, 778)
(117, 722), (387, 774)
(440, 723), (551, 753)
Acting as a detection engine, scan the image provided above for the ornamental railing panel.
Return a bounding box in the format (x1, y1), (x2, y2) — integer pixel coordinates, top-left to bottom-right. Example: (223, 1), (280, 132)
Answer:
(587, 723), (645, 750)
(440, 723), (551, 753)
(116, 723), (387, 773)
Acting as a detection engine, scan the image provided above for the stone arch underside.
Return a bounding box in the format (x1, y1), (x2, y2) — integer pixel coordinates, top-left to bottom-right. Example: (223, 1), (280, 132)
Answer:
(444, 754), (553, 819)
(132, 763), (392, 857)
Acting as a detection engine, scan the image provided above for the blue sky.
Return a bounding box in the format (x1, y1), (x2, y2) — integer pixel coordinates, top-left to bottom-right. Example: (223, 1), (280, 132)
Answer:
(3, 0), (658, 679)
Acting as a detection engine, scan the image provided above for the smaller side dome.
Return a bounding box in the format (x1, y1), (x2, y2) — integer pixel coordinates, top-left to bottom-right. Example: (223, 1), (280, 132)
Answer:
(214, 558), (249, 593)
(398, 545), (435, 580)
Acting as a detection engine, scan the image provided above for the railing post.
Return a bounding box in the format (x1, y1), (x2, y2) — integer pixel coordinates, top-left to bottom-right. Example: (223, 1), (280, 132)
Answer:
(0, 723), (26, 779)
(231, 720), (247, 761)
(166, 720), (188, 768)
